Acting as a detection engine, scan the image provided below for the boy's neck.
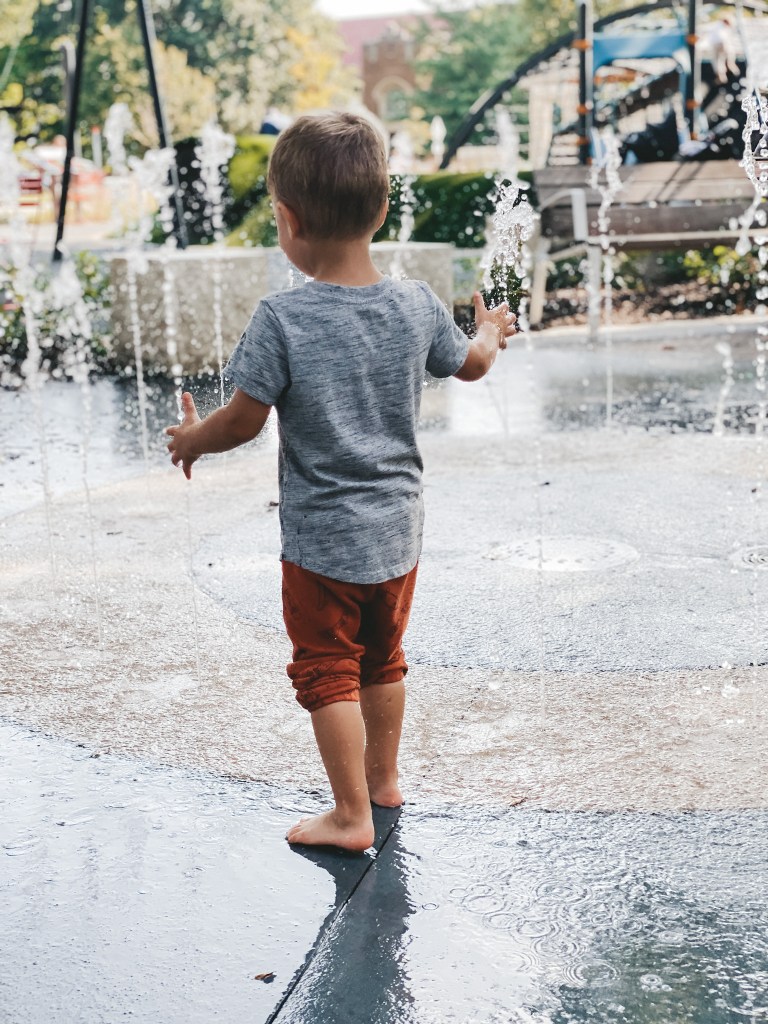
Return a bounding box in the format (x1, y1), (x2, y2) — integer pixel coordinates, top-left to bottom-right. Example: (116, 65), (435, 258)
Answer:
(297, 237), (383, 287)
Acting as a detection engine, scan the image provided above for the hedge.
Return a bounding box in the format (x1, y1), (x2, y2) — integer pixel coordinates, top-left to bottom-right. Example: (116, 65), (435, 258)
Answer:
(162, 134), (276, 246)
(376, 171), (533, 250)
(228, 168), (534, 249)
(166, 129), (534, 252)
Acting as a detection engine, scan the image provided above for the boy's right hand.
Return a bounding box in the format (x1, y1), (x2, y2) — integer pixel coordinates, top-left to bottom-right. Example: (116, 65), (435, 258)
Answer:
(165, 391), (201, 480)
(164, 388), (272, 478)
(473, 291), (517, 350)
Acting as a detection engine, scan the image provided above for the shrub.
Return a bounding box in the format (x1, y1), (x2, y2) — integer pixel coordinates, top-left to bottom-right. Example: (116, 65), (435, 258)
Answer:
(155, 134), (276, 246)
(225, 166), (536, 251)
(0, 252), (113, 383)
(682, 245), (760, 290)
(376, 171), (534, 250)
(680, 245), (761, 312)
(226, 135), (276, 230)
(225, 168), (536, 251)
(227, 194), (278, 248)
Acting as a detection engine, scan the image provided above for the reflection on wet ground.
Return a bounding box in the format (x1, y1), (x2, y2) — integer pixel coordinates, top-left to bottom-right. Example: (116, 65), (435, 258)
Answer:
(0, 375), (258, 519)
(1, 331), (765, 518)
(3, 723), (767, 1024)
(3, 324), (768, 1021)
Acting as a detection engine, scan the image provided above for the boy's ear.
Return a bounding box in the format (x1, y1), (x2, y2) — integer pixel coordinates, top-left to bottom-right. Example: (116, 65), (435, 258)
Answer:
(276, 201), (303, 239)
(375, 198), (389, 231)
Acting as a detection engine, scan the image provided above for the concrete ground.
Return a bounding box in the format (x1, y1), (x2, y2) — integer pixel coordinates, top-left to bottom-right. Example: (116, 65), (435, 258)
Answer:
(2, 326), (768, 1021)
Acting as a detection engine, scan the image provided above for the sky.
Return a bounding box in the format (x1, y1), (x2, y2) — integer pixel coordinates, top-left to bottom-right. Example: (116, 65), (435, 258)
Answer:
(316, 0), (430, 18)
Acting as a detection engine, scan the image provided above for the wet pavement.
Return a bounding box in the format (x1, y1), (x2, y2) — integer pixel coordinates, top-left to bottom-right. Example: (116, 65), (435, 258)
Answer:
(3, 722), (767, 1023)
(3, 320), (768, 1021)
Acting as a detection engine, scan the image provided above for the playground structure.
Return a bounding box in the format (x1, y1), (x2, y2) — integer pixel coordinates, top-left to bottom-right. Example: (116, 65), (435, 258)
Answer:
(437, 0), (768, 326)
(442, 0), (768, 169)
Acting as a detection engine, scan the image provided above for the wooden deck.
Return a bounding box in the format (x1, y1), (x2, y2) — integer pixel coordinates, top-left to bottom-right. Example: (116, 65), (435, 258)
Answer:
(534, 160), (757, 246)
(527, 160), (765, 327)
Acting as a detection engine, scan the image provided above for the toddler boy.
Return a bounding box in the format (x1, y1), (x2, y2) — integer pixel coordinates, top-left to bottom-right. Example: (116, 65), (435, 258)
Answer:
(166, 112), (516, 851)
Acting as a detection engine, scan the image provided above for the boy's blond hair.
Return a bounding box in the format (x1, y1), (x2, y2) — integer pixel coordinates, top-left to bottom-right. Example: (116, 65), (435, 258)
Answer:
(267, 112), (390, 240)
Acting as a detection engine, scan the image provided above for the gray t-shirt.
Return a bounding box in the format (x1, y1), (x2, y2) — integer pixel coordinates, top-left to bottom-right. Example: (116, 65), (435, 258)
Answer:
(224, 276), (470, 583)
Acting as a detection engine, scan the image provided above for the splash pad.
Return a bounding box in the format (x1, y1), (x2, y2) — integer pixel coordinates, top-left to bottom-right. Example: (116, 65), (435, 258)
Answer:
(3, 76), (768, 1024)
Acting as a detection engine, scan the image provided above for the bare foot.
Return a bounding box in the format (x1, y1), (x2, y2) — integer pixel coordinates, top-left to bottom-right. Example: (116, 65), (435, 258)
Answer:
(367, 777), (404, 808)
(285, 809), (374, 852)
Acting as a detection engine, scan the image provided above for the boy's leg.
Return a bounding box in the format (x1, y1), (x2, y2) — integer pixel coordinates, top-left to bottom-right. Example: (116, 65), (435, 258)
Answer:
(282, 561), (374, 850)
(358, 564), (418, 807)
(359, 681), (405, 807)
(285, 701), (374, 851)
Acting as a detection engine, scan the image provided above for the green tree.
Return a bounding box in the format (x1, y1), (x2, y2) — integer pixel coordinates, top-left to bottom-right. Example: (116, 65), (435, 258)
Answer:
(0, 0), (37, 50)
(414, 3), (532, 139)
(284, 23), (359, 115)
(78, 13), (216, 148)
(0, 0), (74, 137)
(200, 0), (359, 134)
(516, 0), (639, 51)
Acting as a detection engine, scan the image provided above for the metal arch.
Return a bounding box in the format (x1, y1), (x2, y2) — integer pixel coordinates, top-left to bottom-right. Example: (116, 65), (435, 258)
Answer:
(440, 0), (768, 169)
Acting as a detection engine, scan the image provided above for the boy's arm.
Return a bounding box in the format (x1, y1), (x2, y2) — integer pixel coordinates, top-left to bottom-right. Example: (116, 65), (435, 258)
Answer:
(165, 389), (271, 479)
(454, 291), (517, 382)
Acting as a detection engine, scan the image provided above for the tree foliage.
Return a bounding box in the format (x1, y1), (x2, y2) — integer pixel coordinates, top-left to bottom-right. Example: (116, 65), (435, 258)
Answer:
(516, 0), (644, 50)
(1, 0), (358, 144)
(0, 0), (37, 50)
(414, 3), (532, 139)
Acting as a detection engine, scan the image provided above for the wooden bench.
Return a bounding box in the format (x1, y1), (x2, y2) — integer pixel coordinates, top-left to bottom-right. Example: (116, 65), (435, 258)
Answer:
(18, 172), (44, 208)
(529, 160), (762, 327)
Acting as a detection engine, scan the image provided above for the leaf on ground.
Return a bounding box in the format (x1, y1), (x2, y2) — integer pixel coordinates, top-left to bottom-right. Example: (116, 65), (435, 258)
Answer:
(254, 972), (275, 983)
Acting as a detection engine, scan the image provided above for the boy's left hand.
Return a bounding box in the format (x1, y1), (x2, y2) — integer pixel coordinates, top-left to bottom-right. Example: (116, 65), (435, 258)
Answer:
(473, 292), (517, 348)
(165, 392), (201, 480)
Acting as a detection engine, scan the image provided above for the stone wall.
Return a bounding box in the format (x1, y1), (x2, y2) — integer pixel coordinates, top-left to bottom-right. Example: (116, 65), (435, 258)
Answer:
(109, 243), (455, 375)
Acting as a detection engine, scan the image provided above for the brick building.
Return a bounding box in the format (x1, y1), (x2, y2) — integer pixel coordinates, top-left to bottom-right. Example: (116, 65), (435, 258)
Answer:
(336, 15), (426, 128)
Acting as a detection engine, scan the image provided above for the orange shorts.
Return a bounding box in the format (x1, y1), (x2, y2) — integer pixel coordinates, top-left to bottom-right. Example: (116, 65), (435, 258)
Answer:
(281, 560), (418, 713)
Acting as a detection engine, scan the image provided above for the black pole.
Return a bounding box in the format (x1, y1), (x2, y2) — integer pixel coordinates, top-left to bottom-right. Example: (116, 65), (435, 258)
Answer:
(136, 0), (187, 248)
(53, 0), (90, 261)
(576, 0), (594, 165)
(59, 40), (76, 120)
(685, 0), (699, 137)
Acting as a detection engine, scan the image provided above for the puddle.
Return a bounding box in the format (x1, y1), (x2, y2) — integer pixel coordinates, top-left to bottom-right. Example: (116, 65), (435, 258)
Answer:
(0, 721), (347, 1024)
(1, 337), (763, 518)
